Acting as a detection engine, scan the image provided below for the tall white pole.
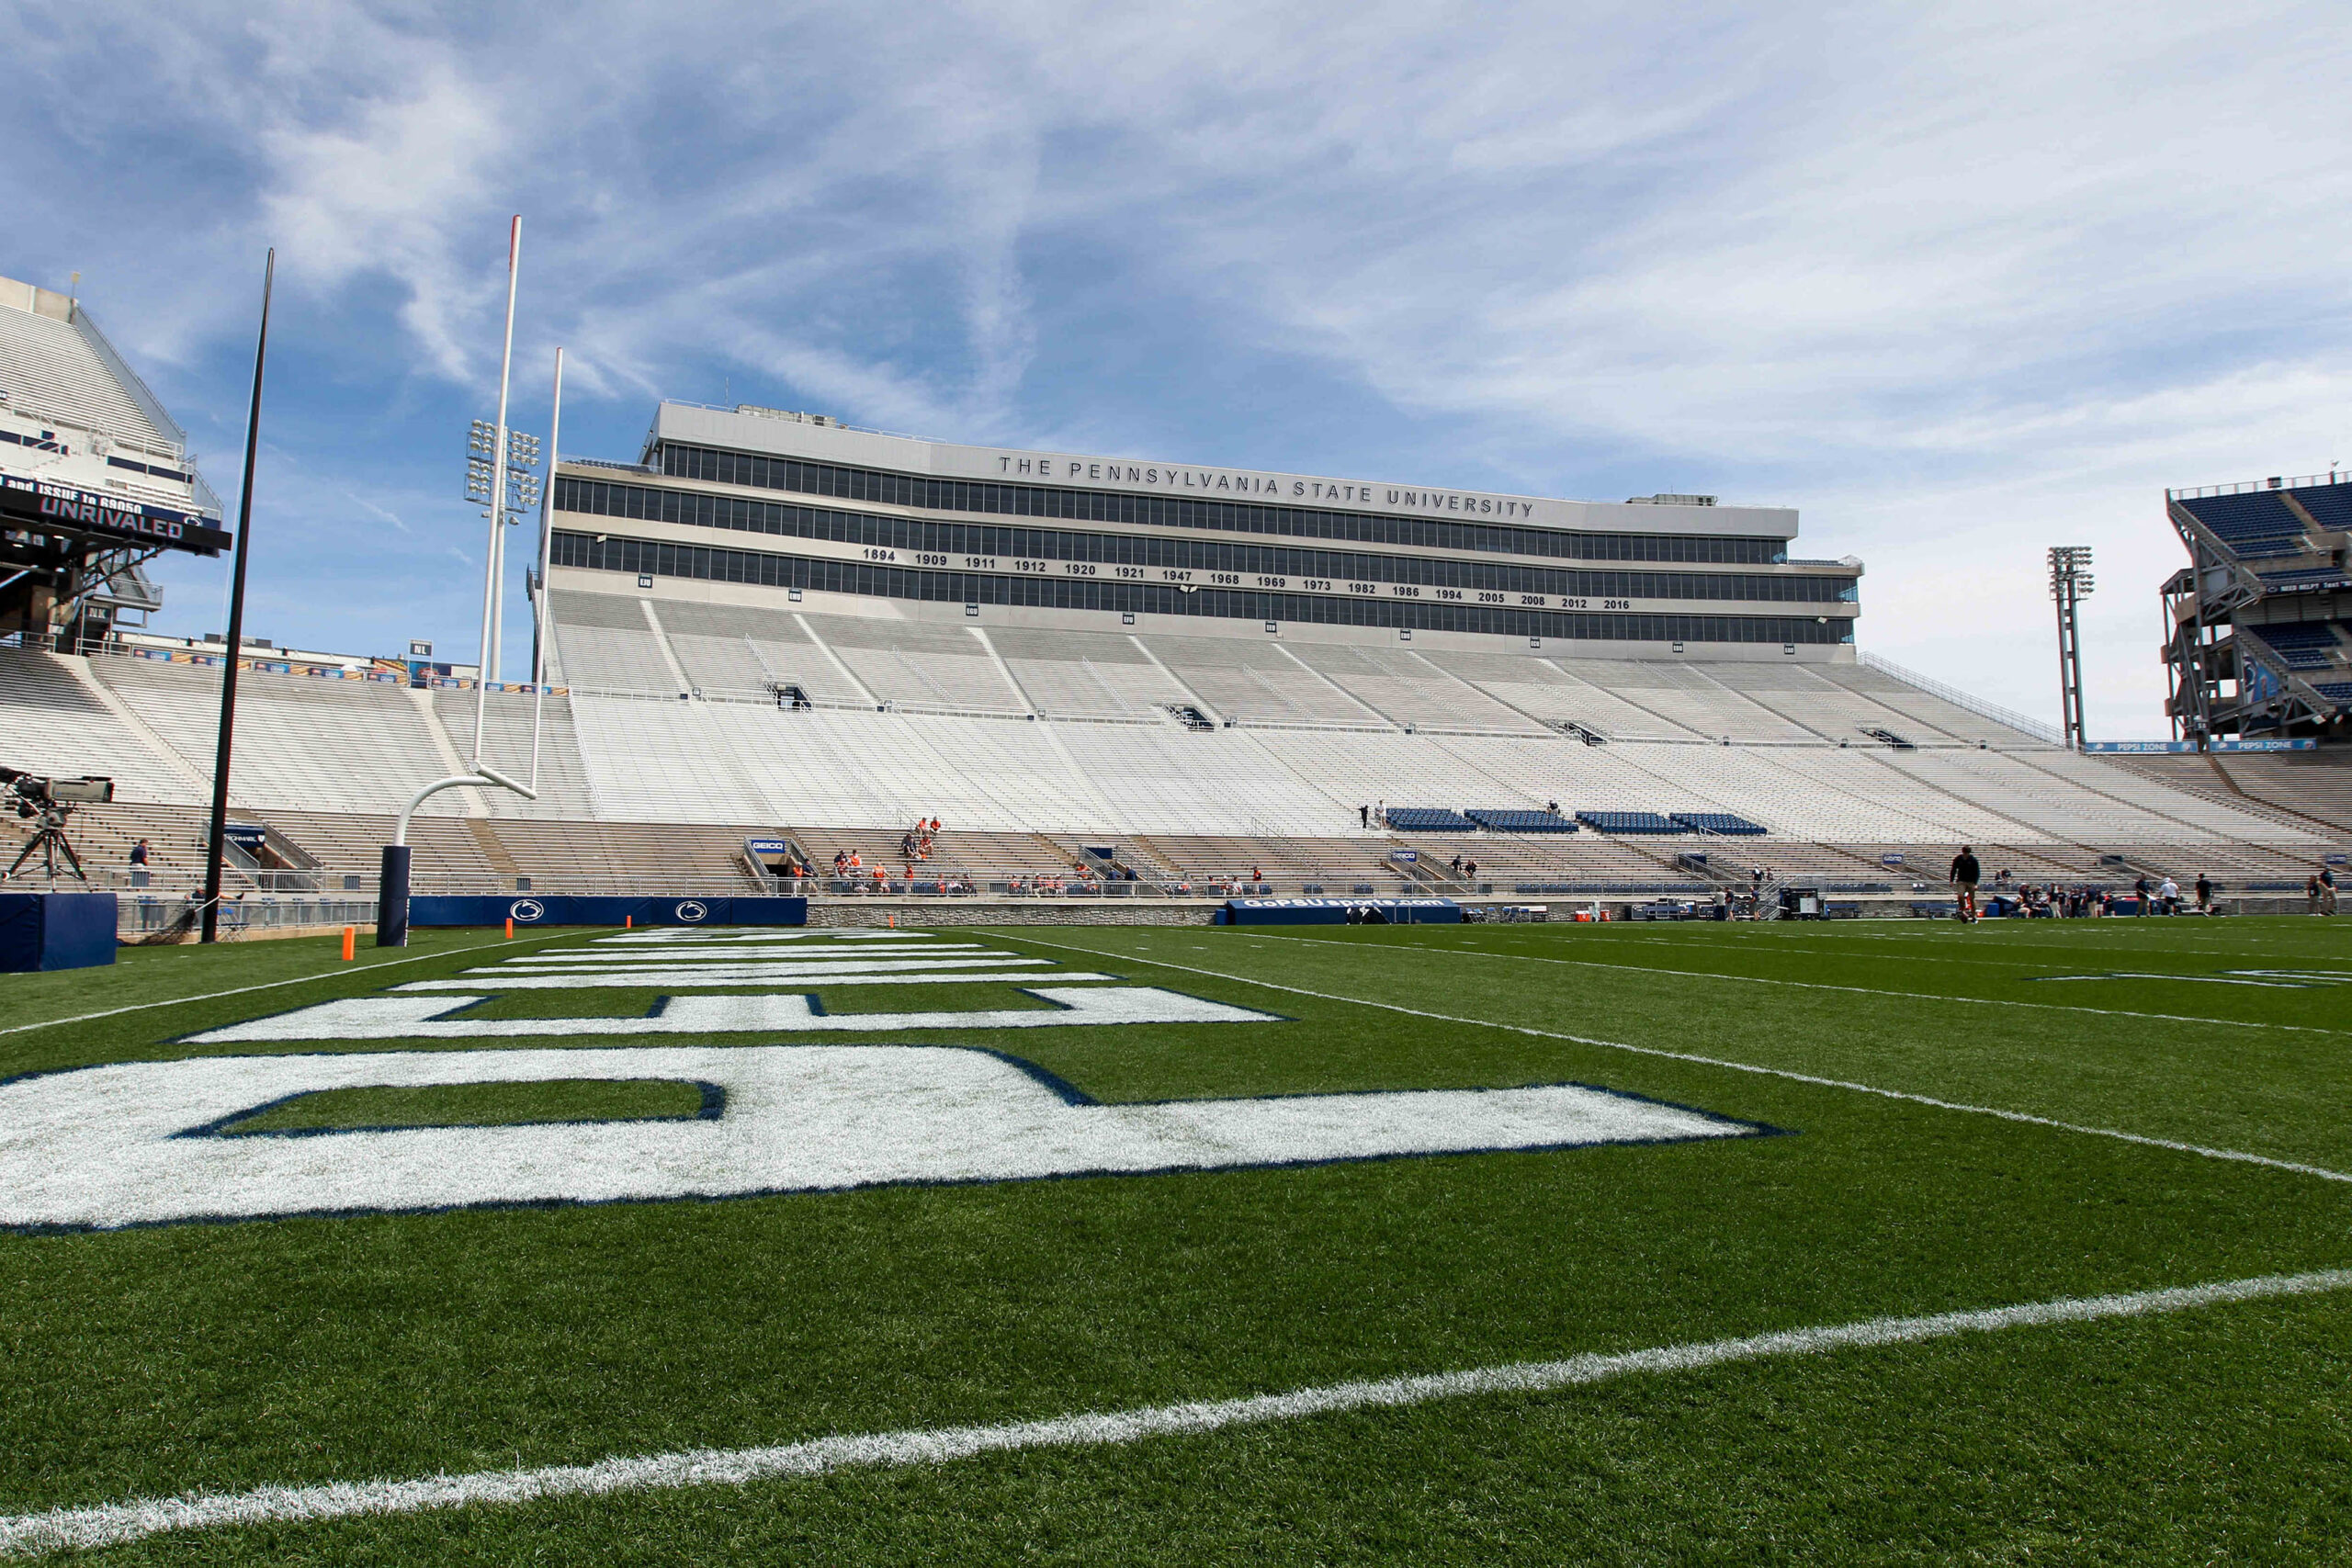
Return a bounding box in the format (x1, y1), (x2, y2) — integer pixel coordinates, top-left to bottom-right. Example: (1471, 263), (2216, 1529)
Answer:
(529, 346), (563, 794)
(488, 215), (523, 689)
(473, 215), (522, 767)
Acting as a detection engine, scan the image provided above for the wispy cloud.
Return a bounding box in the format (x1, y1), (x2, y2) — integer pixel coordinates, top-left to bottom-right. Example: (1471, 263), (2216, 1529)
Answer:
(6, 0), (2347, 725)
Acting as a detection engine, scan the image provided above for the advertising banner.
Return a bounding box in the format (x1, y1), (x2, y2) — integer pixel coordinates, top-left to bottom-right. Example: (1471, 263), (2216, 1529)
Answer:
(2083, 739), (2318, 753)
(0, 474), (232, 555)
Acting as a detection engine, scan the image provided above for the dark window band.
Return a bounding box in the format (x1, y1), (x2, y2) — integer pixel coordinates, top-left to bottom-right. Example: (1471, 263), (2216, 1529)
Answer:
(558, 477), (1852, 605)
(552, 531), (1850, 646)
(654, 443), (1789, 566)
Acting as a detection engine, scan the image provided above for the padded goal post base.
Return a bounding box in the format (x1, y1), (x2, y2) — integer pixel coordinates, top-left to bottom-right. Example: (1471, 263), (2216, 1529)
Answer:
(0, 891), (119, 971)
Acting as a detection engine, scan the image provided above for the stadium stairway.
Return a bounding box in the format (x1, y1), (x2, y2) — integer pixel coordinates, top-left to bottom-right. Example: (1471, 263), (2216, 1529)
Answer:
(2111, 750), (2352, 836)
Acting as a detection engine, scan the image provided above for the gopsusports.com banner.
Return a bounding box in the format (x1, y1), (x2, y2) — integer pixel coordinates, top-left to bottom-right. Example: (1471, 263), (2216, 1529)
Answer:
(407, 896), (808, 929)
(1220, 897), (1461, 926)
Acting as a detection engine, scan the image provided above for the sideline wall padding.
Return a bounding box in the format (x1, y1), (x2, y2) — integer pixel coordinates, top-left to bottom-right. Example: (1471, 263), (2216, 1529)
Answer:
(407, 895), (808, 929)
(0, 891), (119, 971)
(1220, 897), (1461, 926)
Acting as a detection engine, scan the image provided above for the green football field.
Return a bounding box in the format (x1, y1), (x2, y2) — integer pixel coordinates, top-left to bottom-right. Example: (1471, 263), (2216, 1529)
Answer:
(3, 915), (2349, 1562)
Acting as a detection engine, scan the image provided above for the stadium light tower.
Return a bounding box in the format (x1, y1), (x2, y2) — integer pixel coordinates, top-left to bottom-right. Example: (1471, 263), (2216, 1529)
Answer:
(2049, 545), (2095, 750)
(464, 419), (539, 685)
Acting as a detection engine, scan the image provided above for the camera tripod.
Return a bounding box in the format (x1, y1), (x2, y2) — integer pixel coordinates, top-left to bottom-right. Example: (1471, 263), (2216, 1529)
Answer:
(5, 808), (87, 883)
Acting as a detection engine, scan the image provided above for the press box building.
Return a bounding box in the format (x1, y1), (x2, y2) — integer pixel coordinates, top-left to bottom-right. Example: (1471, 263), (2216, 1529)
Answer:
(543, 402), (1860, 687)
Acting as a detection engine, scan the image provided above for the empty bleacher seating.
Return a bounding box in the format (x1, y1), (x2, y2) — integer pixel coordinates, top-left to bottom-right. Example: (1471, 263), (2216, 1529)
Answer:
(2245, 623), (2342, 671)
(2175, 491), (2309, 558)
(986, 627), (1189, 717)
(1145, 635), (1385, 726)
(2284, 480), (2352, 532)
(805, 614), (1024, 712)
(0, 649), (199, 804)
(1463, 808), (1576, 832)
(1385, 807), (1476, 831)
(6, 615), (2338, 904)
(1577, 810), (1689, 834)
(1673, 812), (1766, 835)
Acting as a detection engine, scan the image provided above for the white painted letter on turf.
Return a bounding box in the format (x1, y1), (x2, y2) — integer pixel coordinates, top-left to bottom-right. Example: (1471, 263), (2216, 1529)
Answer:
(0, 1047), (1769, 1228)
(180, 987), (1278, 1043)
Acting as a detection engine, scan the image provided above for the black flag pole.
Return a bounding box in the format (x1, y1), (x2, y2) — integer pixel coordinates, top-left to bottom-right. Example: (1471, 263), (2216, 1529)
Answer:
(200, 248), (275, 944)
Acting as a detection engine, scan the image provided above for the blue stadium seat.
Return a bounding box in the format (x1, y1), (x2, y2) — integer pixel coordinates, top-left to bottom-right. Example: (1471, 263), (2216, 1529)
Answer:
(2245, 623), (2342, 671)
(1574, 810), (1689, 834)
(1385, 807), (1476, 831)
(2286, 480), (2352, 534)
(2177, 491), (2308, 558)
(2255, 566), (2352, 587)
(1463, 808), (1577, 832)
(1670, 811), (1767, 835)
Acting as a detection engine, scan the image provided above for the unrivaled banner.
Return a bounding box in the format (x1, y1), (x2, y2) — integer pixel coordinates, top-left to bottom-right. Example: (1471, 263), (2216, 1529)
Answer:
(0, 474), (231, 556)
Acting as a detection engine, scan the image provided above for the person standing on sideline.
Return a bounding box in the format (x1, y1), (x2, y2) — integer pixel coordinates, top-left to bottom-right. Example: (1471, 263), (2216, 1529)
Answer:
(2195, 873), (2213, 913)
(2323, 865), (2339, 915)
(2157, 874), (2180, 915)
(2307, 874), (2322, 914)
(1950, 845), (1982, 922)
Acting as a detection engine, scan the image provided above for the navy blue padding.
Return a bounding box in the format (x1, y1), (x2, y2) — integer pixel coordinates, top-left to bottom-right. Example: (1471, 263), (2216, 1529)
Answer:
(0, 897), (37, 973)
(1464, 809), (1577, 832)
(1224, 897), (1462, 925)
(1384, 807), (1476, 831)
(406, 896), (808, 928)
(0, 892), (118, 972)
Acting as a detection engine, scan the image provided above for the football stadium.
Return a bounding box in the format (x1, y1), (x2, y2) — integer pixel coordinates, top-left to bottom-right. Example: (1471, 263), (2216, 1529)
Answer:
(6, 268), (2352, 1562)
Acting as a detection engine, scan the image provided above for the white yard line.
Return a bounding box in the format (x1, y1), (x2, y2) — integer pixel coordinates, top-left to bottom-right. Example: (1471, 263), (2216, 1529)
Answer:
(989, 932), (2352, 1186)
(0, 935), (572, 1040)
(1213, 930), (2352, 1039)
(6, 1265), (2344, 1557)
(398, 971), (1119, 992)
(1623, 925), (2336, 960)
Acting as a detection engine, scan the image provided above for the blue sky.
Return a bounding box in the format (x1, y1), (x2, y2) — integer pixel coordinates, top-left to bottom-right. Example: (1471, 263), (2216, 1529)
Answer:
(7, 0), (2348, 731)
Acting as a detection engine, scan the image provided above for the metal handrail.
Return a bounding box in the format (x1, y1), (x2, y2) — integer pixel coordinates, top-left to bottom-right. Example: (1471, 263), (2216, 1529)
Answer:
(1856, 650), (2064, 746)
(2168, 472), (2346, 501)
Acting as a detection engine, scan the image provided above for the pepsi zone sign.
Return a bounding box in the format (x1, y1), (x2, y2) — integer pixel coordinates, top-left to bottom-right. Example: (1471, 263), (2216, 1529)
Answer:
(0, 475), (232, 556)
(2084, 739), (2316, 753)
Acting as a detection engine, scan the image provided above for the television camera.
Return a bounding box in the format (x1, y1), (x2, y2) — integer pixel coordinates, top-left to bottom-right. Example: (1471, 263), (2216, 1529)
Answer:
(2, 768), (114, 882)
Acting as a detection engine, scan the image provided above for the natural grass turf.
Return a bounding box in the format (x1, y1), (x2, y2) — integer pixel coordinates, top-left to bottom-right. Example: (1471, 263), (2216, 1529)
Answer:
(66, 1290), (2352, 1565)
(3, 916), (2348, 1559)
